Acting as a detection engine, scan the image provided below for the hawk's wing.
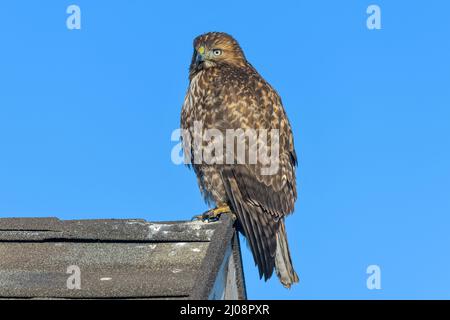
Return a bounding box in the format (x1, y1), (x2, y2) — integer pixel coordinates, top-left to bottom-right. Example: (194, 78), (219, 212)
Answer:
(216, 68), (297, 279)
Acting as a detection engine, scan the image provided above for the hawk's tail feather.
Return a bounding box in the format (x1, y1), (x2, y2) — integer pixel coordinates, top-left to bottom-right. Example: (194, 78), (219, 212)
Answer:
(275, 219), (299, 288)
(230, 185), (266, 277)
(221, 167), (299, 287)
(221, 168), (278, 281)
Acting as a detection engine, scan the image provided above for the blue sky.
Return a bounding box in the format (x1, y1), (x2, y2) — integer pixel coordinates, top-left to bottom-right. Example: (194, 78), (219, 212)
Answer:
(0, 1), (449, 299)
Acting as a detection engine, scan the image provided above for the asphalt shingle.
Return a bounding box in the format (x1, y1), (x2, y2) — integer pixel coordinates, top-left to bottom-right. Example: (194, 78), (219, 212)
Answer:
(0, 216), (246, 299)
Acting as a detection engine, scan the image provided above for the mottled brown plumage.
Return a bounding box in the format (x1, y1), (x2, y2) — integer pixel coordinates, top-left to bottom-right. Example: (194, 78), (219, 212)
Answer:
(181, 32), (299, 287)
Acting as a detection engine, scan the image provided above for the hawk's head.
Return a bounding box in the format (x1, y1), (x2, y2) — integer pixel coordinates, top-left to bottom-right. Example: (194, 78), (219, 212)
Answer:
(190, 32), (247, 76)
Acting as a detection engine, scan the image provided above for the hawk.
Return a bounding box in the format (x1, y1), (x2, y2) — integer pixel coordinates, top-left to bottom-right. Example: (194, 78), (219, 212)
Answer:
(181, 32), (299, 288)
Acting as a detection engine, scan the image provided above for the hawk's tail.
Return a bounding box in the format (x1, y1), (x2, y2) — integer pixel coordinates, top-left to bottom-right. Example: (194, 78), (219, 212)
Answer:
(221, 167), (299, 288)
(275, 219), (299, 288)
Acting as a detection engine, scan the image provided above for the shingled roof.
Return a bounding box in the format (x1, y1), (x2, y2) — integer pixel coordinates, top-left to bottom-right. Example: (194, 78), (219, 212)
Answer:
(0, 215), (246, 299)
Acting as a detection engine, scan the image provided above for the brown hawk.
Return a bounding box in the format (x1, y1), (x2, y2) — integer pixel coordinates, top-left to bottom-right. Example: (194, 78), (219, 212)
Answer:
(181, 32), (299, 288)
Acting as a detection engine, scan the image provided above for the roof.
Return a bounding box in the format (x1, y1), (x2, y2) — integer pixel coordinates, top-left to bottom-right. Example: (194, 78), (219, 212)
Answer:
(0, 215), (246, 299)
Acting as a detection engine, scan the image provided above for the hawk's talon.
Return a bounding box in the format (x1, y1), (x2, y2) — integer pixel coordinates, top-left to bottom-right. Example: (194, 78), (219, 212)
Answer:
(191, 213), (209, 222)
(191, 205), (232, 222)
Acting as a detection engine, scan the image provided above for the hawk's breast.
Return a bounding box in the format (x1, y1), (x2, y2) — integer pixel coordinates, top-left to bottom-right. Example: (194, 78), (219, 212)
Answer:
(181, 70), (228, 205)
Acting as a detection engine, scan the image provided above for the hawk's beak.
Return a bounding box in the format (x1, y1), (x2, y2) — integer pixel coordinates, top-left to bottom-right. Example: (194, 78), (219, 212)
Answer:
(195, 53), (204, 64)
(195, 46), (205, 65)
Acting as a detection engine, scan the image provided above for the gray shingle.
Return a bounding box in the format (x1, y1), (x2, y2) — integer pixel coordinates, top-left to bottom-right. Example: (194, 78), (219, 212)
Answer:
(0, 216), (246, 299)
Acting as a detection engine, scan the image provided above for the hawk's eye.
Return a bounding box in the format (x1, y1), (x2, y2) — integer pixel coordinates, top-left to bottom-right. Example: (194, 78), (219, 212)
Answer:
(212, 49), (222, 56)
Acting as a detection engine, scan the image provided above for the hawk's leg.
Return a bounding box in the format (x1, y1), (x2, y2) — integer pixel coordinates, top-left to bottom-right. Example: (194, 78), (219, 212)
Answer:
(192, 204), (233, 222)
